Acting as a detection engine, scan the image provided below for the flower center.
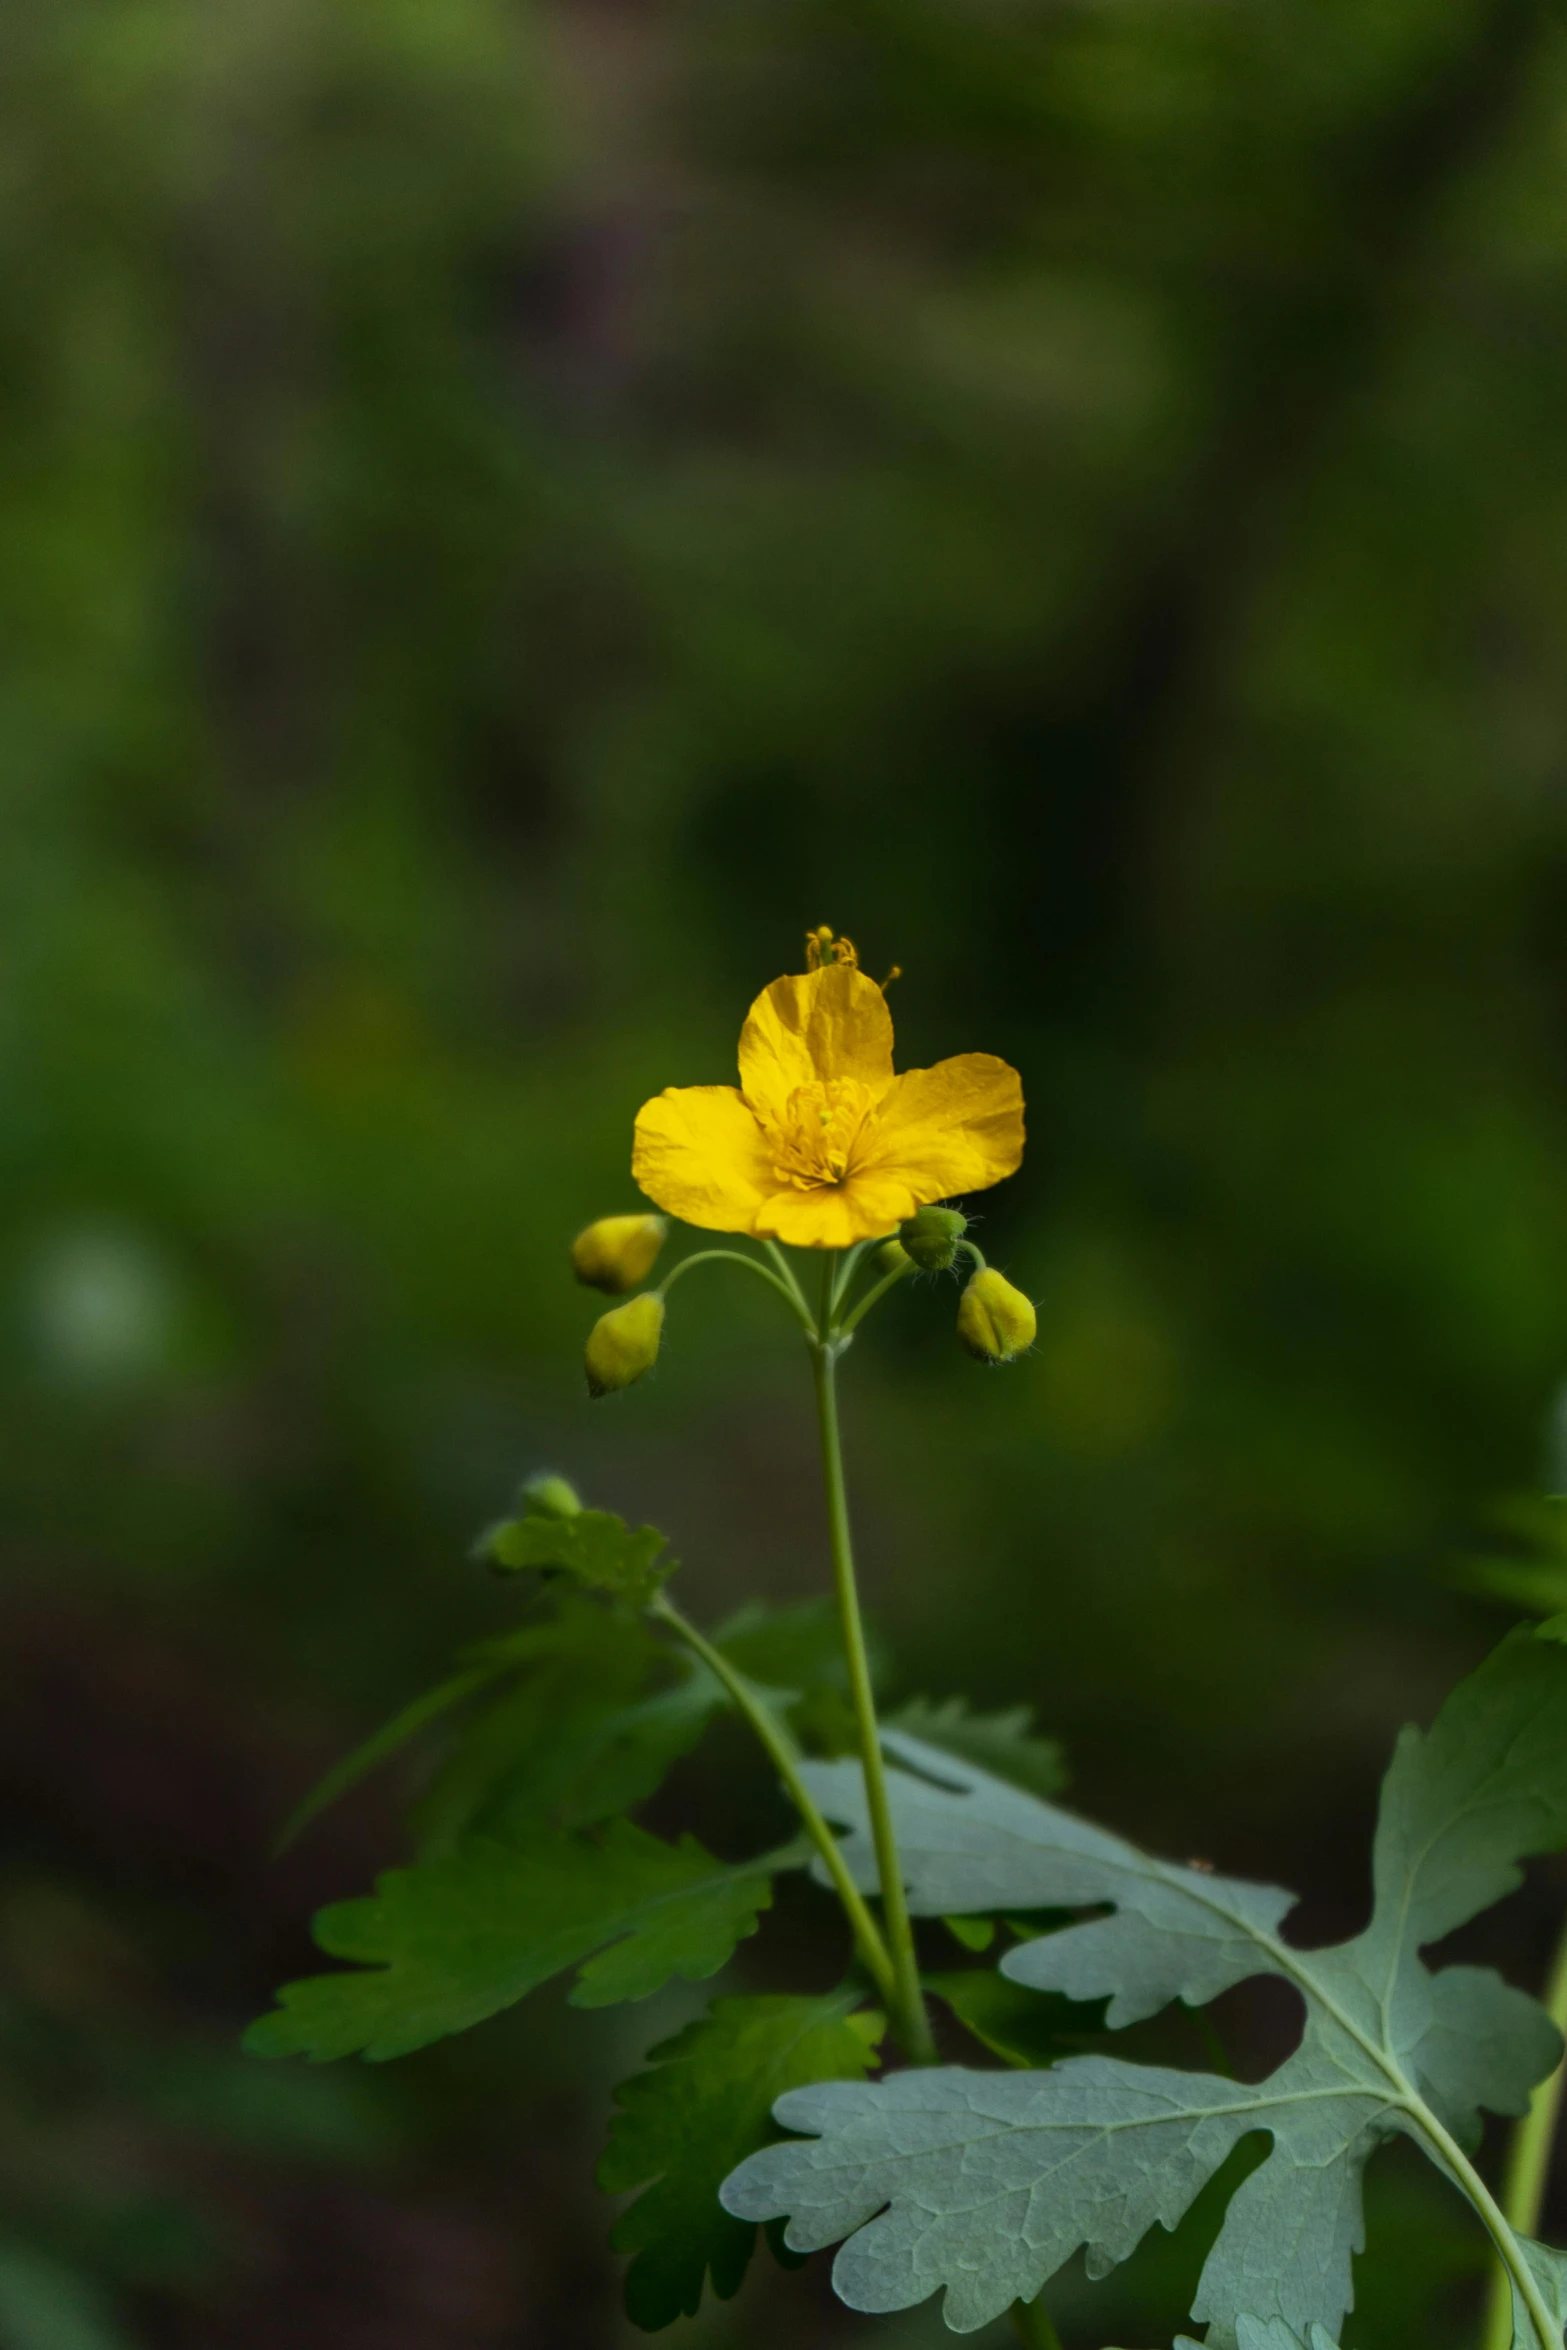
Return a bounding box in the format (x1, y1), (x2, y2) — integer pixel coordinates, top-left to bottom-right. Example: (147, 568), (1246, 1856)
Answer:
(765, 1080), (878, 1190)
(805, 925), (859, 971)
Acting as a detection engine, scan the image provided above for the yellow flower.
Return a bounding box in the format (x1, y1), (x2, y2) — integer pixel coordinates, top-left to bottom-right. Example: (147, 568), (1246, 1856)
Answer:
(631, 934), (1024, 1248)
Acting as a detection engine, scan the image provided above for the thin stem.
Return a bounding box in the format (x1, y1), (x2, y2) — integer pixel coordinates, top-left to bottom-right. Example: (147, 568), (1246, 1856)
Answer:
(659, 1247), (815, 1333)
(1481, 1919), (1567, 2350)
(829, 1242), (866, 1321)
(958, 1237), (987, 1272)
(650, 1593), (899, 2014)
(810, 1255), (937, 2066)
(1008, 2296), (1064, 2350)
(838, 1253), (914, 1339)
(760, 1238), (813, 1324)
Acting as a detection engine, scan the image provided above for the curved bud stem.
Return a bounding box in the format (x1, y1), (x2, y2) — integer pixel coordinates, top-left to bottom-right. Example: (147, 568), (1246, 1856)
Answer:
(658, 1247), (816, 1334)
(648, 1593), (899, 2013)
(838, 1252), (915, 1340)
(829, 1241), (868, 1321)
(760, 1238), (814, 1326)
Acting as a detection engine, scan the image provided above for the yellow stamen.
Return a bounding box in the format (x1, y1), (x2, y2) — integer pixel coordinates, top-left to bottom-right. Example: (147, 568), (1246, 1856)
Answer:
(806, 926), (859, 972)
(765, 1079), (878, 1189)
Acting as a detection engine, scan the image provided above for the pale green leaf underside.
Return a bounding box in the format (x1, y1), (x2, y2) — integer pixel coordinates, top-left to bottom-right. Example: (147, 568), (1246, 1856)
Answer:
(246, 1823), (803, 2062)
(727, 1628), (1567, 2345)
(799, 1732), (1296, 2030)
(1176, 2323), (1340, 2350)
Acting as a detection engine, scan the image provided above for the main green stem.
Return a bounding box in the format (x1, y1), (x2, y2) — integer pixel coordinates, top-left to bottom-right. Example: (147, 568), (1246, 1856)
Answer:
(1481, 1917), (1567, 2350)
(810, 1256), (937, 2066)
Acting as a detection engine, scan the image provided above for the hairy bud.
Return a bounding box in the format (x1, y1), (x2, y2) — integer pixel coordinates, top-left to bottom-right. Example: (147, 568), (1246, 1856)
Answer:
(571, 1214), (667, 1295)
(956, 1267), (1036, 1363)
(585, 1293), (665, 1397)
(898, 1205), (968, 1272)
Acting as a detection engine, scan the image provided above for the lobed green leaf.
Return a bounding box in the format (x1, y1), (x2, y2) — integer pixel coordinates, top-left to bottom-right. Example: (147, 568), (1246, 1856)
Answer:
(599, 1991), (883, 2329)
(930, 1964), (1104, 2077)
(715, 1596), (890, 1757)
(485, 1507), (673, 1605)
(412, 1602), (718, 1851)
(924, 1969), (1102, 2069)
(1175, 2325), (1342, 2350)
(727, 1627), (1567, 2345)
(246, 1822), (804, 2063)
(715, 1595), (883, 1695)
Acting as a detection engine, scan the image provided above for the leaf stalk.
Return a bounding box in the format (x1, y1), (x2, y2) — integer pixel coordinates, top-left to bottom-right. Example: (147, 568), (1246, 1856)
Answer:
(1482, 1917), (1567, 2350)
(1408, 2097), (1559, 2350)
(649, 1593), (900, 2016)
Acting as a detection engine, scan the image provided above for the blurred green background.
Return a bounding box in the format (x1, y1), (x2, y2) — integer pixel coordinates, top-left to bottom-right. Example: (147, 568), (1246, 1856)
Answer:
(4, 0), (1567, 2341)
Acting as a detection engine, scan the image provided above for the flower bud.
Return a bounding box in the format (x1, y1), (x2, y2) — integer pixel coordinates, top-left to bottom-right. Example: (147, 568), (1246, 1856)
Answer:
(521, 1472), (582, 1519)
(571, 1214), (667, 1295)
(585, 1293), (665, 1397)
(875, 1239), (911, 1278)
(898, 1205), (968, 1272)
(956, 1267), (1036, 1363)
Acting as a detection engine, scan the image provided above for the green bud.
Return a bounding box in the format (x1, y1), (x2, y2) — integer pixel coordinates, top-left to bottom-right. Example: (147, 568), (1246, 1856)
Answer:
(585, 1292), (665, 1397)
(875, 1239), (912, 1277)
(956, 1267), (1036, 1363)
(898, 1205), (968, 1272)
(521, 1472), (582, 1520)
(571, 1213), (668, 1295)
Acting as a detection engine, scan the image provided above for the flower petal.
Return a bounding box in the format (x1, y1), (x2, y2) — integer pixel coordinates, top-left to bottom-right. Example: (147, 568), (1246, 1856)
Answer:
(739, 964), (895, 1121)
(632, 1086), (776, 1232)
(753, 1172), (917, 1249)
(857, 1054), (1025, 1201)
